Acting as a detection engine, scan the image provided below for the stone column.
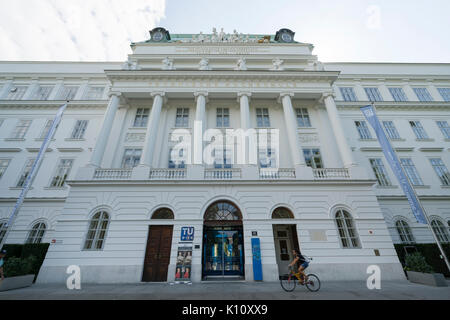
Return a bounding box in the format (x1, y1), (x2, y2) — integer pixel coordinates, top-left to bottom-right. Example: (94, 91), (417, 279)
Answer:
(140, 92), (165, 167)
(238, 92), (251, 130)
(322, 92), (356, 168)
(193, 91), (208, 165)
(89, 92), (121, 167)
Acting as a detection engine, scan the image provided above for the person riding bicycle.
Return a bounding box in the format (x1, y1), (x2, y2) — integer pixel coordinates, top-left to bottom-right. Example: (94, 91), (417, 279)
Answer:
(288, 249), (309, 284)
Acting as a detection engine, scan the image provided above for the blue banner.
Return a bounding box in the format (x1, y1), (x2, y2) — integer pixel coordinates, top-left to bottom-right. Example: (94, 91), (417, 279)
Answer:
(361, 105), (427, 224)
(251, 238), (263, 281)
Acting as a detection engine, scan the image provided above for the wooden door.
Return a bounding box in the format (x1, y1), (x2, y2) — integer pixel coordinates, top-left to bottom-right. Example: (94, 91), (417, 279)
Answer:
(142, 225), (173, 282)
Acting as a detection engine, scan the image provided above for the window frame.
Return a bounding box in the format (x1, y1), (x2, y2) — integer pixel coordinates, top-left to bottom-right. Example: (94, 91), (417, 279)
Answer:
(429, 158), (450, 186)
(10, 119), (32, 139)
(16, 158), (36, 188)
(395, 219), (415, 244)
(369, 158), (392, 186)
(175, 108), (190, 128)
(303, 148), (323, 169)
(83, 211), (110, 251)
(133, 108), (150, 128)
(364, 87), (383, 102)
(26, 221), (47, 244)
(216, 108), (230, 128)
(430, 218), (450, 243)
(436, 121), (450, 139)
(355, 120), (372, 140)
(121, 148), (142, 169)
(339, 87), (358, 102)
(0, 158), (11, 180)
(70, 120), (89, 140)
(382, 120), (401, 140)
(400, 158), (424, 186)
(409, 120), (429, 140)
(49, 158), (74, 188)
(388, 87), (408, 102)
(413, 87), (433, 102)
(334, 208), (361, 249)
(256, 108), (271, 128)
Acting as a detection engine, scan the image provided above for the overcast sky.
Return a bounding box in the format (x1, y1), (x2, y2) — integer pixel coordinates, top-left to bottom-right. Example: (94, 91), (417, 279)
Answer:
(0, 0), (449, 63)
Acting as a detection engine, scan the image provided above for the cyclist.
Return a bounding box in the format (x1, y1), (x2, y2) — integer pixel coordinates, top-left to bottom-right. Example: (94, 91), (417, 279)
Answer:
(288, 249), (309, 284)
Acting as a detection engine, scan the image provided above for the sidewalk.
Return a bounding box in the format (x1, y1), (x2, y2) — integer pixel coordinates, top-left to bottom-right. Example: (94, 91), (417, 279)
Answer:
(1, 280), (450, 300)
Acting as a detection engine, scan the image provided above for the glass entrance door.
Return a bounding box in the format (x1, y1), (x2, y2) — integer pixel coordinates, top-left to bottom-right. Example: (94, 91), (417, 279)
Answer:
(202, 226), (244, 278)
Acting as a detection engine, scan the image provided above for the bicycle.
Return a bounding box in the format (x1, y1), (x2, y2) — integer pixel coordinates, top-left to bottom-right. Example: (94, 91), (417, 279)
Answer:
(280, 260), (321, 292)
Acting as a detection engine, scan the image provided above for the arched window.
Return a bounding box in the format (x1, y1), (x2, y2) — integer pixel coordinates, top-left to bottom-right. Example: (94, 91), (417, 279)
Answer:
(152, 208), (174, 219)
(204, 201), (242, 221)
(272, 207), (294, 219)
(395, 219), (415, 244)
(84, 211), (110, 250)
(335, 209), (360, 248)
(0, 220), (7, 244)
(26, 222), (47, 244)
(431, 218), (450, 243)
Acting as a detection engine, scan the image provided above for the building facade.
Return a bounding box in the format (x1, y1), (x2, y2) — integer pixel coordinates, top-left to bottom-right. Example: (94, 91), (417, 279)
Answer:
(0, 28), (449, 283)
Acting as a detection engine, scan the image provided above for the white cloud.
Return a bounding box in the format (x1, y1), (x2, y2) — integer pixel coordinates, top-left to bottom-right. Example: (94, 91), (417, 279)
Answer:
(0, 0), (166, 61)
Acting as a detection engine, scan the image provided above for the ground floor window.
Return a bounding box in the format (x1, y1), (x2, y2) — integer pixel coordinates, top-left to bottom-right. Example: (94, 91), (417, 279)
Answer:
(26, 222), (47, 244)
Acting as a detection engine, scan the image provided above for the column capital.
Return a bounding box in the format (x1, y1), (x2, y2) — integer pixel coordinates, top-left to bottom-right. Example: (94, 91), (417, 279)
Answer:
(237, 92), (252, 103)
(108, 91), (122, 98)
(278, 92), (294, 104)
(194, 91), (209, 102)
(150, 91), (165, 98)
(320, 91), (335, 102)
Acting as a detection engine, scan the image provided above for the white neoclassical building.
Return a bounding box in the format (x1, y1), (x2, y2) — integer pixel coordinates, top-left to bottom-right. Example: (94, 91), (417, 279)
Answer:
(0, 27), (449, 283)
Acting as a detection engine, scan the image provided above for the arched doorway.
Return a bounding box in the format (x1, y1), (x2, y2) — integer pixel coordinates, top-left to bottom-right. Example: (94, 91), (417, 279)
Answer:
(202, 200), (245, 280)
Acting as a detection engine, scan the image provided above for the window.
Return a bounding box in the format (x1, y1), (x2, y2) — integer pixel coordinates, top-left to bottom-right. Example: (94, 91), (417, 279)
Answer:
(133, 108), (149, 127)
(152, 208), (174, 219)
(204, 201), (242, 221)
(83, 86), (105, 100)
(49, 159), (74, 187)
(256, 108), (270, 127)
(58, 86), (78, 100)
(213, 148), (232, 169)
(369, 158), (391, 186)
(355, 120), (372, 139)
(175, 108), (190, 127)
(6, 86), (27, 100)
(26, 222), (47, 244)
(31, 86), (53, 100)
(303, 148), (323, 169)
(16, 158), (35, 188)
(382, 121), (401, 139)
(413, 88), (433, 102)
(84, 211), (110, 250)
(436, 121), (450, 139)
(0, 221), (7, 245)
(296, 108), (311, 127)
(272, 207), (294, 219)
(400, 158), (423, 186)
(168, 148), (186, 169)
(70, 120), (88, 139)
(364, 87), (383, 102)
(216, 108), (230, 127)
(10, 119), (32, 139)
(121, 148), (142, 169)
(437, 88), (450, 102)
(430, 219), (450, 243)
(335, 209), (360, 248)
(389, 88), (408, 102)
(395, 219), (415, 244)
(409, 121), (429, 140)
(430, 158), (450, 186)
(0, 159), (11, 179)
(40, 120), (54, 139)
(339, 87), (357, 102)
(259, 148), (277, 168)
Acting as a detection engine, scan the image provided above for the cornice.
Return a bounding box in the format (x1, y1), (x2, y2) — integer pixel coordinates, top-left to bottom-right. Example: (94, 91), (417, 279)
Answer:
(335, 74), (450, 82)
(336, 101), (450, 111)
(0, 100), (108, 109)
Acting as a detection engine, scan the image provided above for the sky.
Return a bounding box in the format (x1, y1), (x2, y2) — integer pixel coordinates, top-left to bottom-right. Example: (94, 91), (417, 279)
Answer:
(0, 0), (449, 63)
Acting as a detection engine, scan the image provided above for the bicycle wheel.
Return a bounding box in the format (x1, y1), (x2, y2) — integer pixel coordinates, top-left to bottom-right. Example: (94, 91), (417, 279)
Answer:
(305, 274), (321, 292)
(280, 274), (296, 292)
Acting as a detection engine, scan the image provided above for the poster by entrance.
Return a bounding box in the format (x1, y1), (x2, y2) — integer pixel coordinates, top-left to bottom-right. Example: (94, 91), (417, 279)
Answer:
(175, 246), (192, 282)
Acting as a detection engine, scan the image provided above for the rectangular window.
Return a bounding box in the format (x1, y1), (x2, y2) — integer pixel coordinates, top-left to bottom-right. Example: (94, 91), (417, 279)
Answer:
(409, 121), (429, 140)
(437, 88), (450, 102)
(40, 120), (54, 139)
(355, 120), (372, 139)
(256, 108), (270, 127)
(168, 148), (186, 169)
(400, 158), (423, 186)
(49, 159), (74, 188)
(175, 108), (190, 128)
(296, 108), (311, 127)
(388, 88), (408, 102)
(339, 87), (357, 102)
(6, 86), (27, 100)
(0, 159), (11, 180)
(369, 158), (391, 186)
(83, 86), (105, 100)
(364, 87), (383, 102)
(213, 148), (232, 169)
(303, 148), (323, 169)
(133, 108), (149, 127)
(216, 108), (230, 128)
(70, 120), (88, 139)
(413, 88), (433, 102)
(16, 158), (35, 187)
(31, 86), (53, 100)
(382, 121), (401, 140)
(121, 148), (142, 169)
(58, 86), (78, 100)
(258, 148), (277, 168)
(436, 121), (450, 139)
(10, 119), (32, 139)
(430, 158), (450, 186)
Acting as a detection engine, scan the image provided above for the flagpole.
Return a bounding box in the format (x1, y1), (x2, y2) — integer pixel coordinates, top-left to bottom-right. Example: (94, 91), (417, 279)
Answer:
(371, 103), (450, 272)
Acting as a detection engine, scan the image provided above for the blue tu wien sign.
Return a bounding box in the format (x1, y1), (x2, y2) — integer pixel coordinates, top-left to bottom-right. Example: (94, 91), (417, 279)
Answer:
(181, 227), (195, 241)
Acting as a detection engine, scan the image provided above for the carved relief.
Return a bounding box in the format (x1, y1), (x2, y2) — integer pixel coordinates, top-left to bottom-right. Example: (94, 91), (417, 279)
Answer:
(125, 133), (146, 142)
(298, 133), (319, 144)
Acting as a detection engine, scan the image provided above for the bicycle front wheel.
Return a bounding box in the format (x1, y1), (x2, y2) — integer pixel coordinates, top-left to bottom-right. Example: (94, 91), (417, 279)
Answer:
(305, 274), (321, 292)
(280, 274), (296, 292)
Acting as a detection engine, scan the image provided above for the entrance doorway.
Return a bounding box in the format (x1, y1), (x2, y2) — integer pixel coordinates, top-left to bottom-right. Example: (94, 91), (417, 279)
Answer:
(142, 225), (173, 282)
(202, 201), (245, 280)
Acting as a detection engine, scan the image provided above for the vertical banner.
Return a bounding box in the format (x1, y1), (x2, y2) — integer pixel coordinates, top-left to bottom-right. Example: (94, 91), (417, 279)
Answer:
(251, 238), (263, 281)
(361, 105), (427, 224)
(175, 246), (192, 282)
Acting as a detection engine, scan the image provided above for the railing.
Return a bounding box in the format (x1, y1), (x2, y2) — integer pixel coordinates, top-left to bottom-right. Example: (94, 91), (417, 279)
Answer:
(149, 168), (186, 180)
(313, 168), (350, 179)
(93, 169), (132, 180)
(259, 168), (296, 179)
(204, 168), (241, 180)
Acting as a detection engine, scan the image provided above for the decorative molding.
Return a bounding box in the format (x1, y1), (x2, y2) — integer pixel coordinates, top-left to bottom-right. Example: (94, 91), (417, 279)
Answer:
(57, 148), (84, 153)
(298, 133), (320, 144)
(0, 148), (21, 153)
(125, 133), (146, 143)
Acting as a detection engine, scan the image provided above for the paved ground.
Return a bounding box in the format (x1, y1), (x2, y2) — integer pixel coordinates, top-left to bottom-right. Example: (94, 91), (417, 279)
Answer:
(1, 280), (450, 300)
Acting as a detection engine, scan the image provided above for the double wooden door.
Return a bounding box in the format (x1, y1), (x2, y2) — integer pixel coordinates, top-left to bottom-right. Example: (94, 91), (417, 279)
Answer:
(142, 225), (173, 282)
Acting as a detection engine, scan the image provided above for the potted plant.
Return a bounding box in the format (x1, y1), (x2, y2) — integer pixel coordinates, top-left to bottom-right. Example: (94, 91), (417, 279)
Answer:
(405, 252), (448, 287)
(0, 255), (37, 292)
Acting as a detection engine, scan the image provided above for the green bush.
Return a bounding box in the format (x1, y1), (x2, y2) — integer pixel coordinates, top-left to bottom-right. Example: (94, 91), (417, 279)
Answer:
(1, 244), (23, 259)
(3, 255), (37, 277)
(1, 243), (50, 281)
(404, 252), (434, 273)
